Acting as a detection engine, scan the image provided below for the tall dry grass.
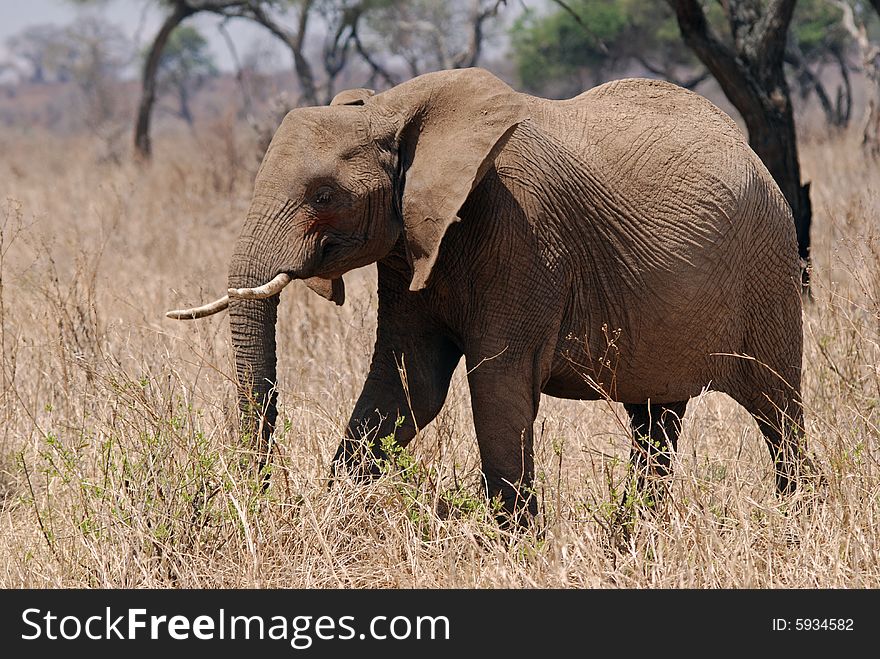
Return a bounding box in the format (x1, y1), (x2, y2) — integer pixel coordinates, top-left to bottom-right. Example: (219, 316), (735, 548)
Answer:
(0, 120), (878, 588)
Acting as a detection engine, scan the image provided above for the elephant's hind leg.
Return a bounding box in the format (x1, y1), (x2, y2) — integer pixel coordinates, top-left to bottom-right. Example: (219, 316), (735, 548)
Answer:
(624, 401), (688, 503)
(728, 375), (813, 497)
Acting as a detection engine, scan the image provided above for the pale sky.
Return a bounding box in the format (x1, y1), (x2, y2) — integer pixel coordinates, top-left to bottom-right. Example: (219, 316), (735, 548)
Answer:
(0, 0), (284, 74)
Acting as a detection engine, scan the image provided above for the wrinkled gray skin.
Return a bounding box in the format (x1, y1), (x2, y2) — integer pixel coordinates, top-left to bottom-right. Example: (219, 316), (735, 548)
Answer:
(208, 68), (809, 522)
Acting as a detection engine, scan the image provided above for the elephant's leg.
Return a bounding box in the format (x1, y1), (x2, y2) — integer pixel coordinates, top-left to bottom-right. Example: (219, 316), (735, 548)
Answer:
(721, 342), (817, 497)
(467, 361), (541, 526)
(623, 401), (687, 502)
(331, 332), (461, 481)
(731, 385), (811, 497)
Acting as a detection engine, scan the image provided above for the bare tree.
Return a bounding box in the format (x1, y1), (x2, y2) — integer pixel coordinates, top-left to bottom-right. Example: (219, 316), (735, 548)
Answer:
(134, 1), (249, 159)
(365, 0), (506, 78)
(315, 1), (400, 101)
(135, 1), (194, 159)
(224, 0), (320, 106)
(667, 0), (812, 290)
(131, 0), (507, 159)
(228, 1), (398, 105)
(786, 41), (852, 128)
(5, 24), (79, 84)
(832, 0), (880, 156)
(64, 17), (132, 129)
(5, 17), (131, 141)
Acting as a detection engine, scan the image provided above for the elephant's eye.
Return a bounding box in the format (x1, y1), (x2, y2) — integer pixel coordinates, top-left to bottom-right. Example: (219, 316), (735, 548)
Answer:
(313, 188), (333, 206)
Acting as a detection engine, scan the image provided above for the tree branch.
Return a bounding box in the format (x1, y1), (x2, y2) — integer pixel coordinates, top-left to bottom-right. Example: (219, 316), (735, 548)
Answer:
(454, 0), (507, 68)
(785, 46), (837, 124)
(350, 22), (398, 88)
(665, 0), (756, 111)
(134, 0), (195, 158)
(218, 0), (318, 106)
(635, 55), (709, 89)
(548, 0), (609, 55)
(322, 10), (355, 81)
(217, 18), (253, 119)
(832, 45), (852, 125)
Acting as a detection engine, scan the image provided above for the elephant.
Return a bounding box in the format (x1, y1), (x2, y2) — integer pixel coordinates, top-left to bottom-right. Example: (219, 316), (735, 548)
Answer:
(167, 67), (813, 523)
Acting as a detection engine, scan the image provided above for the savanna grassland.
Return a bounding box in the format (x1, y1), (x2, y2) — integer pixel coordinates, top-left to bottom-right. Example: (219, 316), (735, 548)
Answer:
(0, 116), (878, 588)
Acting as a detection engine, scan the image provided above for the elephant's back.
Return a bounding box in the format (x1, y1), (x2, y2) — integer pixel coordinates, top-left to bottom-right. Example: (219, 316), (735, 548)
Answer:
(528, 78), (743, 149)
(525, 79), (755, 203)
(563, 78), (798, 285)
(579, 77), (742, 135)
(521, 78), (794, 271)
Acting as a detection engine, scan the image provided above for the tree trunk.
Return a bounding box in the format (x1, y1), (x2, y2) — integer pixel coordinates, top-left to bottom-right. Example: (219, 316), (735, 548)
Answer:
(134, 2), (194, 159)
(737, 69), (812, 285)
(667, 0), (812, 291)
(786, 46), (850, 128)
(244, 0), (319, 106)
(178, 83), (194, 127)
(832, 46), (852, 127)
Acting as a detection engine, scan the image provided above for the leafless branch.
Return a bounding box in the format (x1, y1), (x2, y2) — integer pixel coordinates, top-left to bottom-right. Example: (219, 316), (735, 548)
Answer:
(350, 23), (398, 88)
(217, 18), (254, 119)
(665, 0), (755, 110)
(635, 55), (709, 89)
(216, 0), (319, 106)
(785, 45), (838, 124)
(548, 0), (608, 55)
(453, 0), (507, 68)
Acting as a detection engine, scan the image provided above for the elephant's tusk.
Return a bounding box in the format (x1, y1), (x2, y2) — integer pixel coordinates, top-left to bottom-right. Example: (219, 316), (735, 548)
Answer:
(166, 295), (229, 320)
(228, 273), (292, 299)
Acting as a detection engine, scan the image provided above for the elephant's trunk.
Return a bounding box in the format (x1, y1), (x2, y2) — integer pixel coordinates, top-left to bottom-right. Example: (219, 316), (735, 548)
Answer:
(228, 294), (279, 469)
(228, 245), (282, 471)
(226, 197), (319, 473)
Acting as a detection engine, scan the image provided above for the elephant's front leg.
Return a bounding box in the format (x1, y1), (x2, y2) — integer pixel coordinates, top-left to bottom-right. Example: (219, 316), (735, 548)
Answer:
(332, 331), (461, 480)
(467, 357), (542, 526)
(624, 401), (688, 506)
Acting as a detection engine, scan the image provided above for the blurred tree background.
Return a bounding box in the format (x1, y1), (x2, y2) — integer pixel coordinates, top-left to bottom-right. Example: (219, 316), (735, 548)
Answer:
(154, 25), (218, 125)
(4, 0), (880, 286)
(510, 0), (711, 96)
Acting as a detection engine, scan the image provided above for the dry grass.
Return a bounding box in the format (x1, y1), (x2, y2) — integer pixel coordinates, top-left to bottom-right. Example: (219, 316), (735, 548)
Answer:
(0, 121), (878, 589)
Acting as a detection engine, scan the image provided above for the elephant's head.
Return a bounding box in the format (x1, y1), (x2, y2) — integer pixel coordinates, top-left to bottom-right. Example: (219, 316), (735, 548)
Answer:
(167, 68), (529, 458)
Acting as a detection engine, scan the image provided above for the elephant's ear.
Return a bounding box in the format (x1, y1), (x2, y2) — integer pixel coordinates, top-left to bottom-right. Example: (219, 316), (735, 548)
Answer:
(303, 276), (345, 306)
(387, 69), (529, 291)
(330, 88), (375, 106)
